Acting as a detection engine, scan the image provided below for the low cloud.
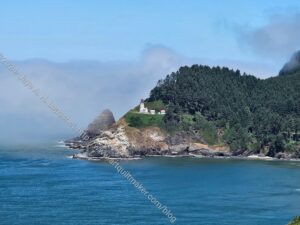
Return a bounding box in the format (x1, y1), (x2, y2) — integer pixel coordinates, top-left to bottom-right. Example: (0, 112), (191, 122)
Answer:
(235, 12), (300, 61)
(0, 45), (186, 142)
(0, 45), (279, 143)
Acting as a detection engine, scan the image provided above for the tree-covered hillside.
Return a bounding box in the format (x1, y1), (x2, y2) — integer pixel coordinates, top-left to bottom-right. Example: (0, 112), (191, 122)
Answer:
(147, 64), (300, 156)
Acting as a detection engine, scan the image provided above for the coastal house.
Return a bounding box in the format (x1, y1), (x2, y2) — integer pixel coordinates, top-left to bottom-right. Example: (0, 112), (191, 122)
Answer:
(139, 99), (166, 115)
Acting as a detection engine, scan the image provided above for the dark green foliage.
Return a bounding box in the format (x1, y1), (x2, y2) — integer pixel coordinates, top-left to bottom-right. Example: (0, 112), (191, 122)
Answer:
(148, 64), (300, 153)
(193, 113), (218, 145)
(124, 111), (164, 128)
(144, 100), (165, 111)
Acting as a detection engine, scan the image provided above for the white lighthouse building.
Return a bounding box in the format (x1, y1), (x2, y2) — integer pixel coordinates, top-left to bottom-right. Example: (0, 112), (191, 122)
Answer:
(139, 99), (149, 114)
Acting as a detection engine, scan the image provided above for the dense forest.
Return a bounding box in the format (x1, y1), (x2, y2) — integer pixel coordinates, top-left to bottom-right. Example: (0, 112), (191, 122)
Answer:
(146, 58), (300, 156)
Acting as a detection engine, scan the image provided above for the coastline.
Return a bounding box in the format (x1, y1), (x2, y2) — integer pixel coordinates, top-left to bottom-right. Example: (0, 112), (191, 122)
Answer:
(65, 143), (300, 163)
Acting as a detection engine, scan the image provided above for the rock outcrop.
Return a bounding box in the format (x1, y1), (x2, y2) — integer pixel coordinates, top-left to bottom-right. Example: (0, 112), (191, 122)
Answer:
(85, 109), (115, 138)
(65, 109), (116, 145)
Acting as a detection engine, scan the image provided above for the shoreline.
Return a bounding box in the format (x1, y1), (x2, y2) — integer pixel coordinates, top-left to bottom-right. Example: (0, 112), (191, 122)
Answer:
(63, 140), (300, 163)
(68, 148), (300, 163)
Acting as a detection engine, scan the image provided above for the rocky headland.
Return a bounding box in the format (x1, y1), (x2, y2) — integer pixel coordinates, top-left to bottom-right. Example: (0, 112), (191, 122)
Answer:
(65, 109), (299, 161)
(65, 109), (233, 160)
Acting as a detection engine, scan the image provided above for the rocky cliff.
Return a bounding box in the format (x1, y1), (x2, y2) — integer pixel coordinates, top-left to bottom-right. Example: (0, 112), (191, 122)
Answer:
(66, 109), (300, 160)
(66, 110), (231, 160)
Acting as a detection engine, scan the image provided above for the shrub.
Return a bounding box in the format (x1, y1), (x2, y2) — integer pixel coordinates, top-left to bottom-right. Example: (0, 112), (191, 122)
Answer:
(288, 216), (300, 225)
(124, 111), (164, 128)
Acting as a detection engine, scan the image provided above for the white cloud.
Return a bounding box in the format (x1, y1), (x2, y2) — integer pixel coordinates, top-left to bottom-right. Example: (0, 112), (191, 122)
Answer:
(0, 45), (186, 141)
(0, 45), (279, 142)
(234, 12), (300, 62)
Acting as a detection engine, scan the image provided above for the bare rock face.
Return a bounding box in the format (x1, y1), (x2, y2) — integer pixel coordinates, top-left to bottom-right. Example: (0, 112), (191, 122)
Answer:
(68, 117), (232, 160)
(85, 109), (115, 138)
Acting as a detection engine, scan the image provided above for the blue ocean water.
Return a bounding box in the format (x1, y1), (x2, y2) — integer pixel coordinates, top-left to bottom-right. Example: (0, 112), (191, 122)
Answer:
(0, 143), (300, 225)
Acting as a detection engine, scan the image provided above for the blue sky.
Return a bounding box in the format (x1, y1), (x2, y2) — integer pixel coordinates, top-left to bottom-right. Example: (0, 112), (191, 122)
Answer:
(1, 0), (300, 142)
(1, 0), (300, 63)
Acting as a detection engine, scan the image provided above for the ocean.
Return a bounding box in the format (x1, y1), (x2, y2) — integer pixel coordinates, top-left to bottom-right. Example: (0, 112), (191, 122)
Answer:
(0, 142), (300, 225)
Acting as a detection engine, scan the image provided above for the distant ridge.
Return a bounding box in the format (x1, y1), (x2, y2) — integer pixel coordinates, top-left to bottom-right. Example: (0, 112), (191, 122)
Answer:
(279, 50), (300, 76)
